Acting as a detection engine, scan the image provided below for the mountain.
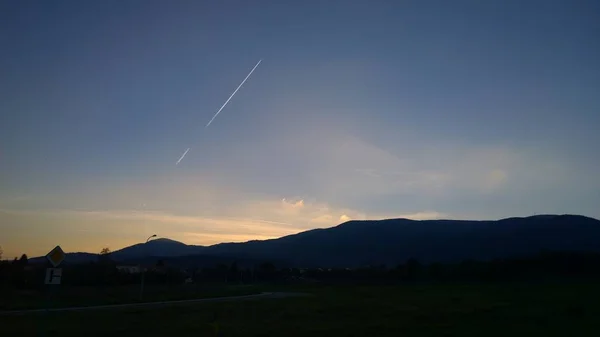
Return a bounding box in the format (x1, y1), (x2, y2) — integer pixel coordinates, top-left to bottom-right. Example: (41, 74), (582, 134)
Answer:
(28, 252), (97, 265)
(204, 214), (600, 267)
(28, 239), (203, 265)
(110, 238), (206, 260)
(32, 214), (600, 268)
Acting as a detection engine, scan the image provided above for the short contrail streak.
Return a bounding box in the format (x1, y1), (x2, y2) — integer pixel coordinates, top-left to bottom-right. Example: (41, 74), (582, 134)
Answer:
(205, 59), (262, 128)
(175, 148), (190, 165)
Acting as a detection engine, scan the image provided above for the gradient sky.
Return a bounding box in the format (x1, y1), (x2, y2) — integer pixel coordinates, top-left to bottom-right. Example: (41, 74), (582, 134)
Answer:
(1, 1), (599, 259)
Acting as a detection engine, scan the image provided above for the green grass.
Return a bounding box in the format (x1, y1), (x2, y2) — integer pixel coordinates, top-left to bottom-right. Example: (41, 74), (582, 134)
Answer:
(0, 283), (261, 310)
(2, 283), (600, 336)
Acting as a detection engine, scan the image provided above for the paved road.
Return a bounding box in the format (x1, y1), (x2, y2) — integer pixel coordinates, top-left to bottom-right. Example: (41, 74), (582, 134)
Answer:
(0, 292), (310, 315)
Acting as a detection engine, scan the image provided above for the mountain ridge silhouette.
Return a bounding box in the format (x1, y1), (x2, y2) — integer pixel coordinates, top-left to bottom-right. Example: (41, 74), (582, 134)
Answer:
(30, 214), (600, 268)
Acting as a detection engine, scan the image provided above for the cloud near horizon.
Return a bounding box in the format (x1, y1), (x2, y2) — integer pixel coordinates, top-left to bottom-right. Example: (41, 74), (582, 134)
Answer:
(0, 194), (445, 258)
(2, 131), (596, 259)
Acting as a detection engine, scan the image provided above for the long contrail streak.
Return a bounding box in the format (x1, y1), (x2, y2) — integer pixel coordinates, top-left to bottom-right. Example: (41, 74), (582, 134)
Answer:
(175, 59), (262, 165)
(175, 147), (190, 165)
(204, 59), (262, 128)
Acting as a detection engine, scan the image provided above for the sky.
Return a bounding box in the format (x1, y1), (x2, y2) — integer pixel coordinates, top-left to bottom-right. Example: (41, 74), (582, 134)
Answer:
(1, 0), (599, 259)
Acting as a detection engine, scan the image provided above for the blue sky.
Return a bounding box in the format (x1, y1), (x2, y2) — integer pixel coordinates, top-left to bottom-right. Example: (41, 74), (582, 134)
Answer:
(1, 1), (599, 258)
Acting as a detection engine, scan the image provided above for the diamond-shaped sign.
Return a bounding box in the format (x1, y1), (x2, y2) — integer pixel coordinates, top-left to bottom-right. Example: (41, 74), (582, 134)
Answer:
(46, 245), (65, 267)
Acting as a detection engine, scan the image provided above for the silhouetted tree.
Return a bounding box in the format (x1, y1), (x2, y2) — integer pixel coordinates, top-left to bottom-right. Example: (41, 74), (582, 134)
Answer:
(0, 245), (3, 260)
(0, 259), (8, 284)
(215, 263), (229, 282)
(18, 254), (28, 266)
(428, 262), (445, 281)
(98, 247), (112, 262)
(97, 247), (115, 282)
(258, 262), (277, 282)
(406, 258), (422, 281)
(230, 261), (239, 273)
(259, 262), (275, 273)
(6, 254), (30, 288)
(228, 261), (240, 283)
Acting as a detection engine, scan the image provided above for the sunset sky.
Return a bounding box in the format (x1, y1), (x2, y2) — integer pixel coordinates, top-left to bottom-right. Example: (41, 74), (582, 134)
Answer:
(1, 1), (599, 259)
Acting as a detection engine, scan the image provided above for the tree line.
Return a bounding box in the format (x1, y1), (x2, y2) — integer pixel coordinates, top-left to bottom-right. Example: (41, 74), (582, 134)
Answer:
(301, 251), (600, 285)
(2, 250), (600, 289)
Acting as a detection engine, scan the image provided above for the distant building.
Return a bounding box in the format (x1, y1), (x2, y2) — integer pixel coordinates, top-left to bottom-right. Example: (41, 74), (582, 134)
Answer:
(116, 265), (141, 274)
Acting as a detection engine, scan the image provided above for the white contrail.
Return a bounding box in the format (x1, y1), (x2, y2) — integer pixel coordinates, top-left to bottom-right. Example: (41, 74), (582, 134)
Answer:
(205, 59), (262, 128)
(175, 148), (190, 165)
(175, 59), (262, 166)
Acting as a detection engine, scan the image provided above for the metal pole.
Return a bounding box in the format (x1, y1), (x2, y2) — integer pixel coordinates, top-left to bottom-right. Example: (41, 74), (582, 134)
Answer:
(139, 234), (156, 301)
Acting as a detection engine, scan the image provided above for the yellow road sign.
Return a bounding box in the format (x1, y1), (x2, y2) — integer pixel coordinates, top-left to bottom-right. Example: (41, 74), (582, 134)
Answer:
(46, 245), (65, 267)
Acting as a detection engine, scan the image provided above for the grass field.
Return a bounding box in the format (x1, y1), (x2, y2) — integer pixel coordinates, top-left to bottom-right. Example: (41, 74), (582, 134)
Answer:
(0, 283), (261, 310)
(2, 282), (600, 336)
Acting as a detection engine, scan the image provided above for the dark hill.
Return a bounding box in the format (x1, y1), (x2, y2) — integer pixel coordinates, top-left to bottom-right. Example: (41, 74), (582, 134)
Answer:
(32, 214), (600, 268)
(202, 214), (600, 267)
(110, 238), (206, 260)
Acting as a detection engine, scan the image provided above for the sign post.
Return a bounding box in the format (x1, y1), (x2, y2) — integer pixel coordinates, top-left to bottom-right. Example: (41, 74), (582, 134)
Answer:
(43, 245), (65, 317)
(45, 245), (65, 285)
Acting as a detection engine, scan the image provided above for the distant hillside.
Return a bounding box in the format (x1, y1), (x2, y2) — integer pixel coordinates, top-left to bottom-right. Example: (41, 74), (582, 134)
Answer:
(110, 238), (206, 260)
(203, 214), (600, 267)
(31, 214), (600, 268)
(28, 252), (97, 265)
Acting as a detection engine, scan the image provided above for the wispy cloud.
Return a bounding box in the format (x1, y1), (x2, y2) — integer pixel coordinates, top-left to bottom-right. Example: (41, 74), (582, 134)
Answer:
(339, 214), (352, 222)
(0, 194), (446, 257)
(3, 127), (596, 258)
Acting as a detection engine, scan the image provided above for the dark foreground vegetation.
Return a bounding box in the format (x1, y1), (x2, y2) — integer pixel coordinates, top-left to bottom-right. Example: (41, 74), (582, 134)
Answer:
(5, 251), (600, 285)
(2, 251), (600, 336)
(3, 250), (600, 308)
(2, 283), (600, 337)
